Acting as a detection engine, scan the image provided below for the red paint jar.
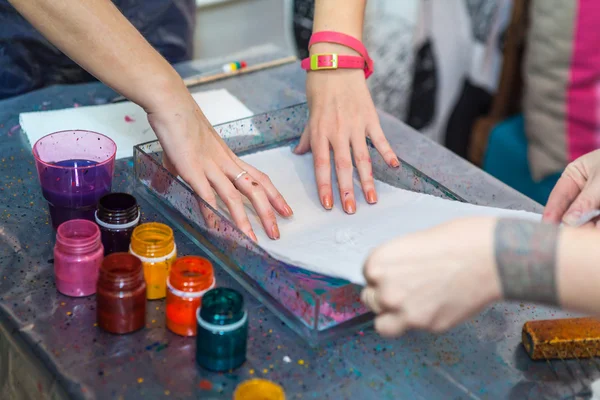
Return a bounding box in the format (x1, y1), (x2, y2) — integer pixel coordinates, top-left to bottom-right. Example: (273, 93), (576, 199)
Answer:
(166, 256), (215, 336)
(97, 253), (146, 334)
(54, 219), (104, 297)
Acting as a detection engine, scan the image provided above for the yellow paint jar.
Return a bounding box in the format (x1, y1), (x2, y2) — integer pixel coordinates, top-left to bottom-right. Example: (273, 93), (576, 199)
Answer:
(130, 222), (177, 300)
(234, 379), (285, 400)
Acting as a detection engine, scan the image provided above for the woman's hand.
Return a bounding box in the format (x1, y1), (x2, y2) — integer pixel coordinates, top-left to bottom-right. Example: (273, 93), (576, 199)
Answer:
(361, 217), (501, 337)
(294, 44), (399, 214)
(147, 93), (293, 241)
(544, 149), (600, 227)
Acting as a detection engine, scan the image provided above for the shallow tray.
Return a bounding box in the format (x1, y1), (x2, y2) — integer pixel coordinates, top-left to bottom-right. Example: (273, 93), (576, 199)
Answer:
(133, 103), (460, 345)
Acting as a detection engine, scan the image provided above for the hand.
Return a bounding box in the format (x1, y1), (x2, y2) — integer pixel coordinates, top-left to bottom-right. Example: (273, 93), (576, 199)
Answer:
(146, 93), (293, 241)
(294, 44), (399, 214)
(361, 217), (501, 337)
(543, 149), (600, 227)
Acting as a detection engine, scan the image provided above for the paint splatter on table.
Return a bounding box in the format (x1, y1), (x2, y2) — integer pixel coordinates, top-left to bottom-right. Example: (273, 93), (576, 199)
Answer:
(0, 46), (592, 399)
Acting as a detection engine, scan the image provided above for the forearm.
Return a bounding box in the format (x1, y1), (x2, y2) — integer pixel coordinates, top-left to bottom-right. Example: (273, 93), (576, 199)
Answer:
(8, 0), (187, 111)
(493, 219), (600, 314)
(311, 0), (366, 55)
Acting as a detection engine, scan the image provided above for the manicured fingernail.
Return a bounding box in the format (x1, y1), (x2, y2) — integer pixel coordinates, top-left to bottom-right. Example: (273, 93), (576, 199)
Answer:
(249, 231), (258, 242)
(563, 211), (582, 226)
(271, 224), (280, 240)
(323, 195), (333, 210)
(293, 145), (300, 154)
(283, 204), (293, 217)
(344, 199), (356, 214)
(391, 158), (400, 168)
(366, 190), (377, 204)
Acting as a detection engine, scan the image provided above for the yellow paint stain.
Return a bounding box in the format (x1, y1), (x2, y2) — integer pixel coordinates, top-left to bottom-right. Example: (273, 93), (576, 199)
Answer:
(93, 323), (98, 327)
(137, 378), (144, 384)
(298, 359), (304, 365)
(263, 368), (268, 374)
(249, 369), (255, 375)
(66, 311), (72, 316)
(164, 390), (170, 395)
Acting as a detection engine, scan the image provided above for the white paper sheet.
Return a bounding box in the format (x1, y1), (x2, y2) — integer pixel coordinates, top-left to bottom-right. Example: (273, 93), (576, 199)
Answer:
(20, 89), (254, 159)
(236, 147), (541, 285)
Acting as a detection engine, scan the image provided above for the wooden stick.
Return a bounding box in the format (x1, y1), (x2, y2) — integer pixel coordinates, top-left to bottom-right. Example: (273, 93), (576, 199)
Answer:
(111, 55), (298, 103)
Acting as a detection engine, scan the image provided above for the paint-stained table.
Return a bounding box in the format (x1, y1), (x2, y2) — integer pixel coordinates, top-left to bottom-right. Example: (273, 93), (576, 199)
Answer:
(0, 45), (595, 400)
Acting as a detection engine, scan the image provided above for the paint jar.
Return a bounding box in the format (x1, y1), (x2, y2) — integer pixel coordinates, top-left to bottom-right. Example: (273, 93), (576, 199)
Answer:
(96, 253), (146, 334)
(196, 288), (248, 371)
(95, 192), (140, 255)
(54, 219), (104, 297)
(234, 379), (286, 400)
(129, 222), (177, 300)
(166, 256), (215, 337)
(32, 130), (116, 229)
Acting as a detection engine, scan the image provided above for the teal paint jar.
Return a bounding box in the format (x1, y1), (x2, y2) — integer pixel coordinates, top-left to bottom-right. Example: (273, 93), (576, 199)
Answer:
(196, 288), (248, 371)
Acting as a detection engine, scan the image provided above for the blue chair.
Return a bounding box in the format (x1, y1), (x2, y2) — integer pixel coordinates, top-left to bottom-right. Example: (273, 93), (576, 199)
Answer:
(482, 114), (561, 205)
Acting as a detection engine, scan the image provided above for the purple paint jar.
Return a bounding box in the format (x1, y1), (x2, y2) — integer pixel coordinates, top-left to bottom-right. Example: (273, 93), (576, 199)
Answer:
(54, 219), (104, 297)
(95, 193), (140, 255)
(33, 130), (116, 229)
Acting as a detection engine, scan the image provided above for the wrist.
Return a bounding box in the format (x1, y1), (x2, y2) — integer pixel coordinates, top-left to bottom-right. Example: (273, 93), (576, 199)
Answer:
(309, 42), (361, 57)
(473, 217), (504, 303)
(138, 69), (190, 113)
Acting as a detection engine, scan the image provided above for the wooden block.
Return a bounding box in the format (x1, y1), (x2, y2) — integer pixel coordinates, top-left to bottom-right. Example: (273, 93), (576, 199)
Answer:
(522, 317), (600, 360)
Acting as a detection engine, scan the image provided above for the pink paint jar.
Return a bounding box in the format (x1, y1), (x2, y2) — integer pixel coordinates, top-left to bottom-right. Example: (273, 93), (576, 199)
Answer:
(54, 219), (104, 297)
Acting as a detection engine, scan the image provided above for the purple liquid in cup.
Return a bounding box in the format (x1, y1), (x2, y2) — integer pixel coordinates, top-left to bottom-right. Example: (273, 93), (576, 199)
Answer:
(33, 131), (117, 229)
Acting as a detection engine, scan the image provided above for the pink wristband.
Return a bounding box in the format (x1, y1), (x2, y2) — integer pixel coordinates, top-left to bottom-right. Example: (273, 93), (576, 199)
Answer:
(308, 31), (374, 78)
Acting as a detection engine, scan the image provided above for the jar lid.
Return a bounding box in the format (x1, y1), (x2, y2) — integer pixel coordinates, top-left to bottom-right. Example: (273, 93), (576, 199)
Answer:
(96, 192), (139, 226)
(234, 379), (285, 400)
(198, 288), (244, 326)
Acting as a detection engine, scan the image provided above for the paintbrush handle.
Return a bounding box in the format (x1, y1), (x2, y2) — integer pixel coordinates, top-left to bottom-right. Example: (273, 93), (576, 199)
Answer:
(183, 55), (297, 87)
(111, 55), (298, 103)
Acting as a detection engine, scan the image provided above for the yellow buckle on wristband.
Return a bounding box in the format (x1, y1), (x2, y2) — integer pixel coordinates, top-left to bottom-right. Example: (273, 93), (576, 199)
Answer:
(310, 53), (338, 70)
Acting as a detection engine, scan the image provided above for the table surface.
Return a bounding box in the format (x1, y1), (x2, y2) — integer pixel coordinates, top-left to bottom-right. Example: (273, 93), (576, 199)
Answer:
(0, 45), (594, 400)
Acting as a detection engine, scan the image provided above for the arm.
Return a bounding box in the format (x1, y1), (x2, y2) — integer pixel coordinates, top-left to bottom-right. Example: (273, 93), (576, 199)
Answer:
(295, 0), (399, 213)
(8, 0), (181, 111)
(8, 0), (292, 240)
(496, 219), (600, 315)
(361, 217), (600, 337)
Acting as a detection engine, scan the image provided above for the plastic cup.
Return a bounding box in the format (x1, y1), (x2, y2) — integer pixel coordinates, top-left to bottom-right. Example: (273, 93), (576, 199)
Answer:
(33, 130), (117, 229)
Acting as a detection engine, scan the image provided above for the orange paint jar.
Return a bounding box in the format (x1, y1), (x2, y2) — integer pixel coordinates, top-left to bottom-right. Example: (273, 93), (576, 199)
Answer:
(166, 256), (215, 336)
(129, 222), (177, 300)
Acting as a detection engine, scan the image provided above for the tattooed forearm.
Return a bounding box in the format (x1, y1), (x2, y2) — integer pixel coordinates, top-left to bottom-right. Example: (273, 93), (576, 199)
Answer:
(494, 219), (561, 305)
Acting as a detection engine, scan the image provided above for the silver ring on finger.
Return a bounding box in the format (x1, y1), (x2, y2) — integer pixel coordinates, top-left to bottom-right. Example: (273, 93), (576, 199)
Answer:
(233, 170), (248, 183)
(362, 287), (382, 314)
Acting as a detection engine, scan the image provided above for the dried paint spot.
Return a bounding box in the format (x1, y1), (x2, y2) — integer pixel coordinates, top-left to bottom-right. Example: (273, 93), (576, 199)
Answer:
(262, 369), (268, 374)
(198, 380), (212, 391)
(137, 378), (144, 384)
(249, 369), (255, 375)
(66, 311), (72, 316)
(124, 115), (135, 123)
(283, 356), (291, 363)
(297, 359), (304, 365)
(251, 181), (259, 187)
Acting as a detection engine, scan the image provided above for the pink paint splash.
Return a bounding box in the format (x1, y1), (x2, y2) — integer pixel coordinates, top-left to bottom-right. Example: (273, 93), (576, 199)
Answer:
(124, 115), (135, 123)
(8, 124), (20, 137)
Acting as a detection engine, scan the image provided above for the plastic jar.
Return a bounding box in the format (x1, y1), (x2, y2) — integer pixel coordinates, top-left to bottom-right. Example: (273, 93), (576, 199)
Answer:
(96, 253), (146, 334)
(196, 288), (248, 371)
(54, 219), (104, 297)
(129, 222), (177, 300)
(166, 256), (215, 337)
(234, 379), (286, 400)
(95, 192), (140, 255)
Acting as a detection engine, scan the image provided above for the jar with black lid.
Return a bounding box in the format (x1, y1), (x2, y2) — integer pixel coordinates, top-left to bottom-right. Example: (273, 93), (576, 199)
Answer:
(95, 192), (140, 255)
